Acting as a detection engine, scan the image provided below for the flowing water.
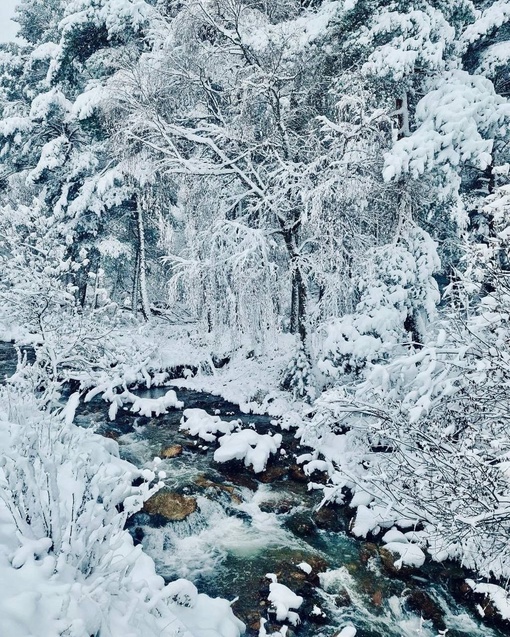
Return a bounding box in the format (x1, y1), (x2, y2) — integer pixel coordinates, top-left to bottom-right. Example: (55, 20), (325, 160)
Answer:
(75, 385), (507, 637)
(0, 341), (507, 637)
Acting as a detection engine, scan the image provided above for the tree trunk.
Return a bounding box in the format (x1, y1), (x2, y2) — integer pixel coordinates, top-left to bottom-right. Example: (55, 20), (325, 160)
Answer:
(136, 203), (151, 320)
(282, 226), (307, 344)
(77, 268), (88, 309)
(396, 93), (410, 140)
(66, 241), (89, 309)
(132, 250), (140, 315)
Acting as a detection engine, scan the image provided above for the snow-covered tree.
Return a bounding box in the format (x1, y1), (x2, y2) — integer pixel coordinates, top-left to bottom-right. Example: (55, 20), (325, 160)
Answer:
(112, 0), (407, 358)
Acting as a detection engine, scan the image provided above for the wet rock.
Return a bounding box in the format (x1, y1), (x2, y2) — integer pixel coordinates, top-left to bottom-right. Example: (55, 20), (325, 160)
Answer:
(216, 462), (259, 490)
(212, 354), (230, 369)
(456, 582), (510, 632)
(257, 466), (287, 484)
(313, 505), (346, 533)
(264, 555), (328, 593)
(406, 590), (446, 631)
(308, 603), (329, 624)
(334, 588), (352, 608)
(372, 589), (383, 606)
(288, 464), (308, 482)
(194, 474), (243, 504)
(161, 444), (183, 459)
(245, 612), (261, 632)
(131, 526), (145, 546)
(284, 512), (317, 539)
(258, 498), (296, 515)
(143, 490), (197, 521)
(180, 439), (201, 451)
(360, 542), (379, 564)
(103, 430), (120, 441)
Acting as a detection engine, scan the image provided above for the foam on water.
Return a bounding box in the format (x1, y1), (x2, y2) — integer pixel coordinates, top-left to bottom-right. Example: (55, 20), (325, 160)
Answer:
(139, 493), (302, 582)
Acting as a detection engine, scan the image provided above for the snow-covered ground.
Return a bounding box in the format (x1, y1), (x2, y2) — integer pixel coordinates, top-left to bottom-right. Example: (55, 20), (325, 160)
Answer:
(0, 385), (244, 637)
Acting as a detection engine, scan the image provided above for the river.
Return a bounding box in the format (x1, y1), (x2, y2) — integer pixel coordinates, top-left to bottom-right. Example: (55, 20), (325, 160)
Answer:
(0, 341), (506, 637)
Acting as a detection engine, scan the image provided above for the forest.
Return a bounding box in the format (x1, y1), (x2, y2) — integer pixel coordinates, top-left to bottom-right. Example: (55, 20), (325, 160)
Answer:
(1, 1), (510, 636)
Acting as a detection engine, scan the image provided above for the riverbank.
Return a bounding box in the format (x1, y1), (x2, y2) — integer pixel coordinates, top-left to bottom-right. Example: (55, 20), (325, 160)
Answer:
(2, 320), (510, 636)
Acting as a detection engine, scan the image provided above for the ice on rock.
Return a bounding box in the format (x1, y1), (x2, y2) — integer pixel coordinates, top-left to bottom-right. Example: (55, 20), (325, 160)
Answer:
(214, 429), (282, 473)
(180, 408), (239, 442)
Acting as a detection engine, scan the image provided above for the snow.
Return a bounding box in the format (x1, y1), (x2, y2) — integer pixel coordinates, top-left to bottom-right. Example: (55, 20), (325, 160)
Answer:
(382, 543), (426, 569)
(239, 2), (340, 59)
(73, 83), (108, 120)
(337, 627), (357, 637)
(461, 1), (510, 46)
(382, 528), (408, 544)
(383, 70), (510, 187)
(0, 389), (244, 637)
(297, 562), (312, 575)
(266, 575), (303, 624)
(466, 580), (510, 620)
(214, 429), (283, 474)
(351, 505), (389, 538)
(125, 389), (183, 417)
(359, 6), (455, 81)
(181, 408), (239, 442)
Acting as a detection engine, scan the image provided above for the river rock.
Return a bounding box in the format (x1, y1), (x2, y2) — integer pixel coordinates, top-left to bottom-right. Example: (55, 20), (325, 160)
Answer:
(406, 589), (446, 630)
(359, 542), (379, 564)
(258, 497), (297, 515)
(216, 462), (259, 490)
(143, 490), (197, 520)
(161, 444), (183, 459)
(454, 581), (510, 632)
(313, 505), (346, 533)
(379, 547), (417, 578)
(257, 465), (287, 483)
(288, 464), (308, 482)
(194, 474), (243, 504)
(284, 512), (317, 538)
(334, 588), (352, 608)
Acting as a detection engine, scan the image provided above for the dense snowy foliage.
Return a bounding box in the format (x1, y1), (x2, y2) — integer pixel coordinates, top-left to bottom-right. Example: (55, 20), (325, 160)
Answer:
(2, 0), (510, 634)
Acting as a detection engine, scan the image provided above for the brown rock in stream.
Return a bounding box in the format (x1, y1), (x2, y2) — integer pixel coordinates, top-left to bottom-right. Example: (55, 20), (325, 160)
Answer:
(406, 589), (446, 631)
(257, 466), (287, 483)
(313, 505), (346, 533)
(379, 547), (417, 578)
(194, 474), (243, 504)
(288, 464), (308, 482)
(161, 444), (183, 459)
(143, 490), (197, 521)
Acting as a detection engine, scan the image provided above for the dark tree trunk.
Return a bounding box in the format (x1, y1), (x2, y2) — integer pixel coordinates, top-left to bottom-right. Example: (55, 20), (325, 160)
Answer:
(282, 226), (307, 344)
(132, 250), (140, 315)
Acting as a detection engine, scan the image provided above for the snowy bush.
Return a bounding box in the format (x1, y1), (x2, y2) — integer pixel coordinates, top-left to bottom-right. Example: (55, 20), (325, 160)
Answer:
(319, 227), (440, 378)
(280, 342), (316, 400)
(306, 185), (510, 586)
(0, 388), (245, 637)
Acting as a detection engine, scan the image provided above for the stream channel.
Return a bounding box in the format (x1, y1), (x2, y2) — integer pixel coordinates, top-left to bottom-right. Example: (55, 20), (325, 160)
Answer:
(0, 341), (507, 637)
